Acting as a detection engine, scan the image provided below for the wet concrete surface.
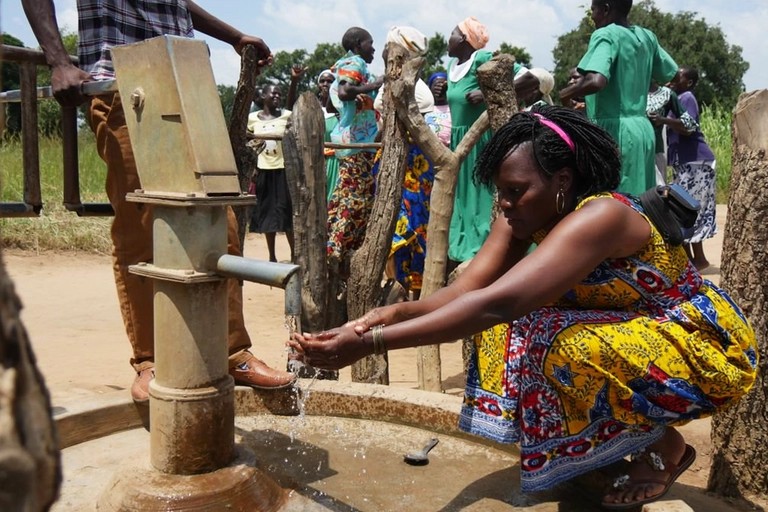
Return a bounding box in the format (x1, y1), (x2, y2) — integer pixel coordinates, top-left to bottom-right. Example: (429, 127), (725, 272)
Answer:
(54, 410), (748, 512)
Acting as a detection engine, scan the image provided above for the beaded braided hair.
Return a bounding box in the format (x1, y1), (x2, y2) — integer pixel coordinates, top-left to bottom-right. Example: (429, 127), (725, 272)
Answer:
(474, 105), (621, 200)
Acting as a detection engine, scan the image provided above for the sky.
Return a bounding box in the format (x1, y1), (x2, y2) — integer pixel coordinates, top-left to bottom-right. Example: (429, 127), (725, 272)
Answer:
(2, 0), (765, 93)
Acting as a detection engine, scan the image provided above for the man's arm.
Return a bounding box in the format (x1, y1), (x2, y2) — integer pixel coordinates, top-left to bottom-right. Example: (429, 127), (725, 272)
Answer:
(559, 72), (606, 107)
(21, 0), (91, 106)
(186, 0), (271, 65)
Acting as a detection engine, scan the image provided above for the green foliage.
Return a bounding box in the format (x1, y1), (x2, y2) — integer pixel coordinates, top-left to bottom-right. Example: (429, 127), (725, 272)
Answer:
(33, 30), (80, 137)
(2, 33), (25, 136)
(3, 29), (81, 138)
(551, 0), (748, 109)
(552, 15), (593, 90)
(421, 33), (448, 81)
(497, 43), (532, 67)
(699, 103), (732, 203)
(217, 84), (237, 124)
(254, 43), (343, 102)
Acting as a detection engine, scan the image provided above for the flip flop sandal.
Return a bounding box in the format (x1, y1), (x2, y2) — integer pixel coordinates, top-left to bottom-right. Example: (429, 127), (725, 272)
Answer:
(601, 444), (696, 510)
(565, 457), (633, 508)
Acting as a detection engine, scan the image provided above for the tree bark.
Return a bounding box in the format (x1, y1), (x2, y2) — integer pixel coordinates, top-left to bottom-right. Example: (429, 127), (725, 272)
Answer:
(476, 54), (518, 132)
(283, 93), (330, 333)
(392, 53), (517, 391)
(0, 251), (60, 511)
(708, 89), (768, 505)
(228, 45), (261, 253)
(347, 43), (411, 384)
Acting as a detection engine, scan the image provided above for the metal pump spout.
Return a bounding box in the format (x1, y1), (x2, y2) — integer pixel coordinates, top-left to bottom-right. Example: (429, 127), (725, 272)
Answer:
(209, 253), (302, 322)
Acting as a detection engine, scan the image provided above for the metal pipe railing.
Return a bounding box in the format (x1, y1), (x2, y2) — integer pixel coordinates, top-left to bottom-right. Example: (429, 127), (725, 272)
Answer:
(0, 44), (117, 217)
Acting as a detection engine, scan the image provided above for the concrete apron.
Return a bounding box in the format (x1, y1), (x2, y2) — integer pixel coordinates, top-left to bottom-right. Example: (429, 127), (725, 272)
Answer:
(50, 380), (716, 512)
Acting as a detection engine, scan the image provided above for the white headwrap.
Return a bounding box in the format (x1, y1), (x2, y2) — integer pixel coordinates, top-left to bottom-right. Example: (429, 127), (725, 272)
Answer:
(385, 26), (428, 57)
(373, 79), (434, 115)
(528, 67), (555, 105)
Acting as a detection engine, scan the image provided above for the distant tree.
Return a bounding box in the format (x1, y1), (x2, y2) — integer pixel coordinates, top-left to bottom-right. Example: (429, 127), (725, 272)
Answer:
(552, 0), (748, 109)
(416, 35), (534, 83)
(218, 84), (237, 124)
(256, 48), (308, 90)
(421, 33), (448, 81)
(254, 42), (344, 101)
(496, 42), (532, 68)
(2, 33), (25, 137)
(34, 30), (79, 137)
(308, 42), (345, 80)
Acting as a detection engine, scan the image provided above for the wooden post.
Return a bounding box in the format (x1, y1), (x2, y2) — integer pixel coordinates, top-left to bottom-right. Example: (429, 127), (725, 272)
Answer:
(708, 89), (768, 504)
(347, 43), (412, 384)
(0, 255), (61, 511)
(283, 93), (332, 333)
(228, 45), (262, 253)
(19, 61), (42, 212)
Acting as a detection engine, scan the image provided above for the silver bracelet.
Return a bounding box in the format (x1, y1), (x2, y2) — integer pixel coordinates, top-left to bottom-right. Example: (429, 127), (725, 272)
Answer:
(371, 324), (387, 355)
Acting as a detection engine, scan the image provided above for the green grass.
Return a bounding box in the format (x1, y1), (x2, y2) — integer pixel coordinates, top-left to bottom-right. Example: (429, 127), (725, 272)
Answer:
(0, 131), (112, 253)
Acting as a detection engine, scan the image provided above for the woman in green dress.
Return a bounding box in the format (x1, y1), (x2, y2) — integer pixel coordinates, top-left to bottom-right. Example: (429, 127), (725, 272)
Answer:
(445, 17), (494, 265)
(560, 0), (678, 196)
(446, 17), (538, 265)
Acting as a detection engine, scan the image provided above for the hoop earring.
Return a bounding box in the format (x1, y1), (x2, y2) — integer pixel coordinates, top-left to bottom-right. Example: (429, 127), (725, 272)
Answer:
(556, 189), (566, 214)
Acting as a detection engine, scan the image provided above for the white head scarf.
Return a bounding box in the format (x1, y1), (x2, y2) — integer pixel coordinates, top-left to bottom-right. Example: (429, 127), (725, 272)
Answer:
(385, 26), (428, 57)
(376, 26), (432, 115)
(528, 68), (555, 105)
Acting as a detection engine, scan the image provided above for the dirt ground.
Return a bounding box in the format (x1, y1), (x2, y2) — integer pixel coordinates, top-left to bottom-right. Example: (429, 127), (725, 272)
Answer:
(6, 208), (762, 510)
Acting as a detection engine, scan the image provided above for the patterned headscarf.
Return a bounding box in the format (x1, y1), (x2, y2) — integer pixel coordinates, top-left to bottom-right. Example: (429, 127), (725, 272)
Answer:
(458, 17), (489, 50)
(385, 26), (428, 57)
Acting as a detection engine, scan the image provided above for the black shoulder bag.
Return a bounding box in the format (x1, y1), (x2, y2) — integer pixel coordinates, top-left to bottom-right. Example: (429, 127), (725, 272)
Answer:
(638, 184), (700, 245)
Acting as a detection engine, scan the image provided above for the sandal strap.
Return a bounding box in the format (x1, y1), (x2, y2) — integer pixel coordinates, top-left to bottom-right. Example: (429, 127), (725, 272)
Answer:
(612, 450), (680, 489)
(618, 476), (672, 487)
(631, 448), (679, 473)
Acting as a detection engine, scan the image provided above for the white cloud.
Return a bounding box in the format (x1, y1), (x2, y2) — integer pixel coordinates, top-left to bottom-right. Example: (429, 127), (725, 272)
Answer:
(57, 3), (79, 34)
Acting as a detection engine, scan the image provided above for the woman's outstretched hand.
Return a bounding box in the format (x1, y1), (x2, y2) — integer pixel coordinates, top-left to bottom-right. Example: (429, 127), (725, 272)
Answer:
(343, 306), (398, 335)
(289, 325), (373, 370)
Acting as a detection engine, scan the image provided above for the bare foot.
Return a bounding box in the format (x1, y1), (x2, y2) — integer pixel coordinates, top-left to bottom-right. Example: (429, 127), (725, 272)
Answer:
(602, 428), (695, 509)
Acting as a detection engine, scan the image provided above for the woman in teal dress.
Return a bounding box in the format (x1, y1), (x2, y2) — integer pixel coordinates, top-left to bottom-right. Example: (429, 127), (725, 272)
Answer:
(316, 69), (341, 202)
(560, 0), (678, 196)
(323, 114), (340, 202)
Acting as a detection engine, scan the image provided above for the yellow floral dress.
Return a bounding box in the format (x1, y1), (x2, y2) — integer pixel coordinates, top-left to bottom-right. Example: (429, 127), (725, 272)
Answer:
(459, 193), (758, 492)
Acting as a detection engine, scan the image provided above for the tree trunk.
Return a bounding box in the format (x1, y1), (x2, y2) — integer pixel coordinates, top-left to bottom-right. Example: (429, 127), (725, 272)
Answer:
(0, 251), (61, 511)
(228, 45), (261, 253)
(347, 43), (411, 384)
(476, 54), (519, 132)
(392, 54), (517, 391)
(708, 89), (768, 505)
(283, 93), (331, 333)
